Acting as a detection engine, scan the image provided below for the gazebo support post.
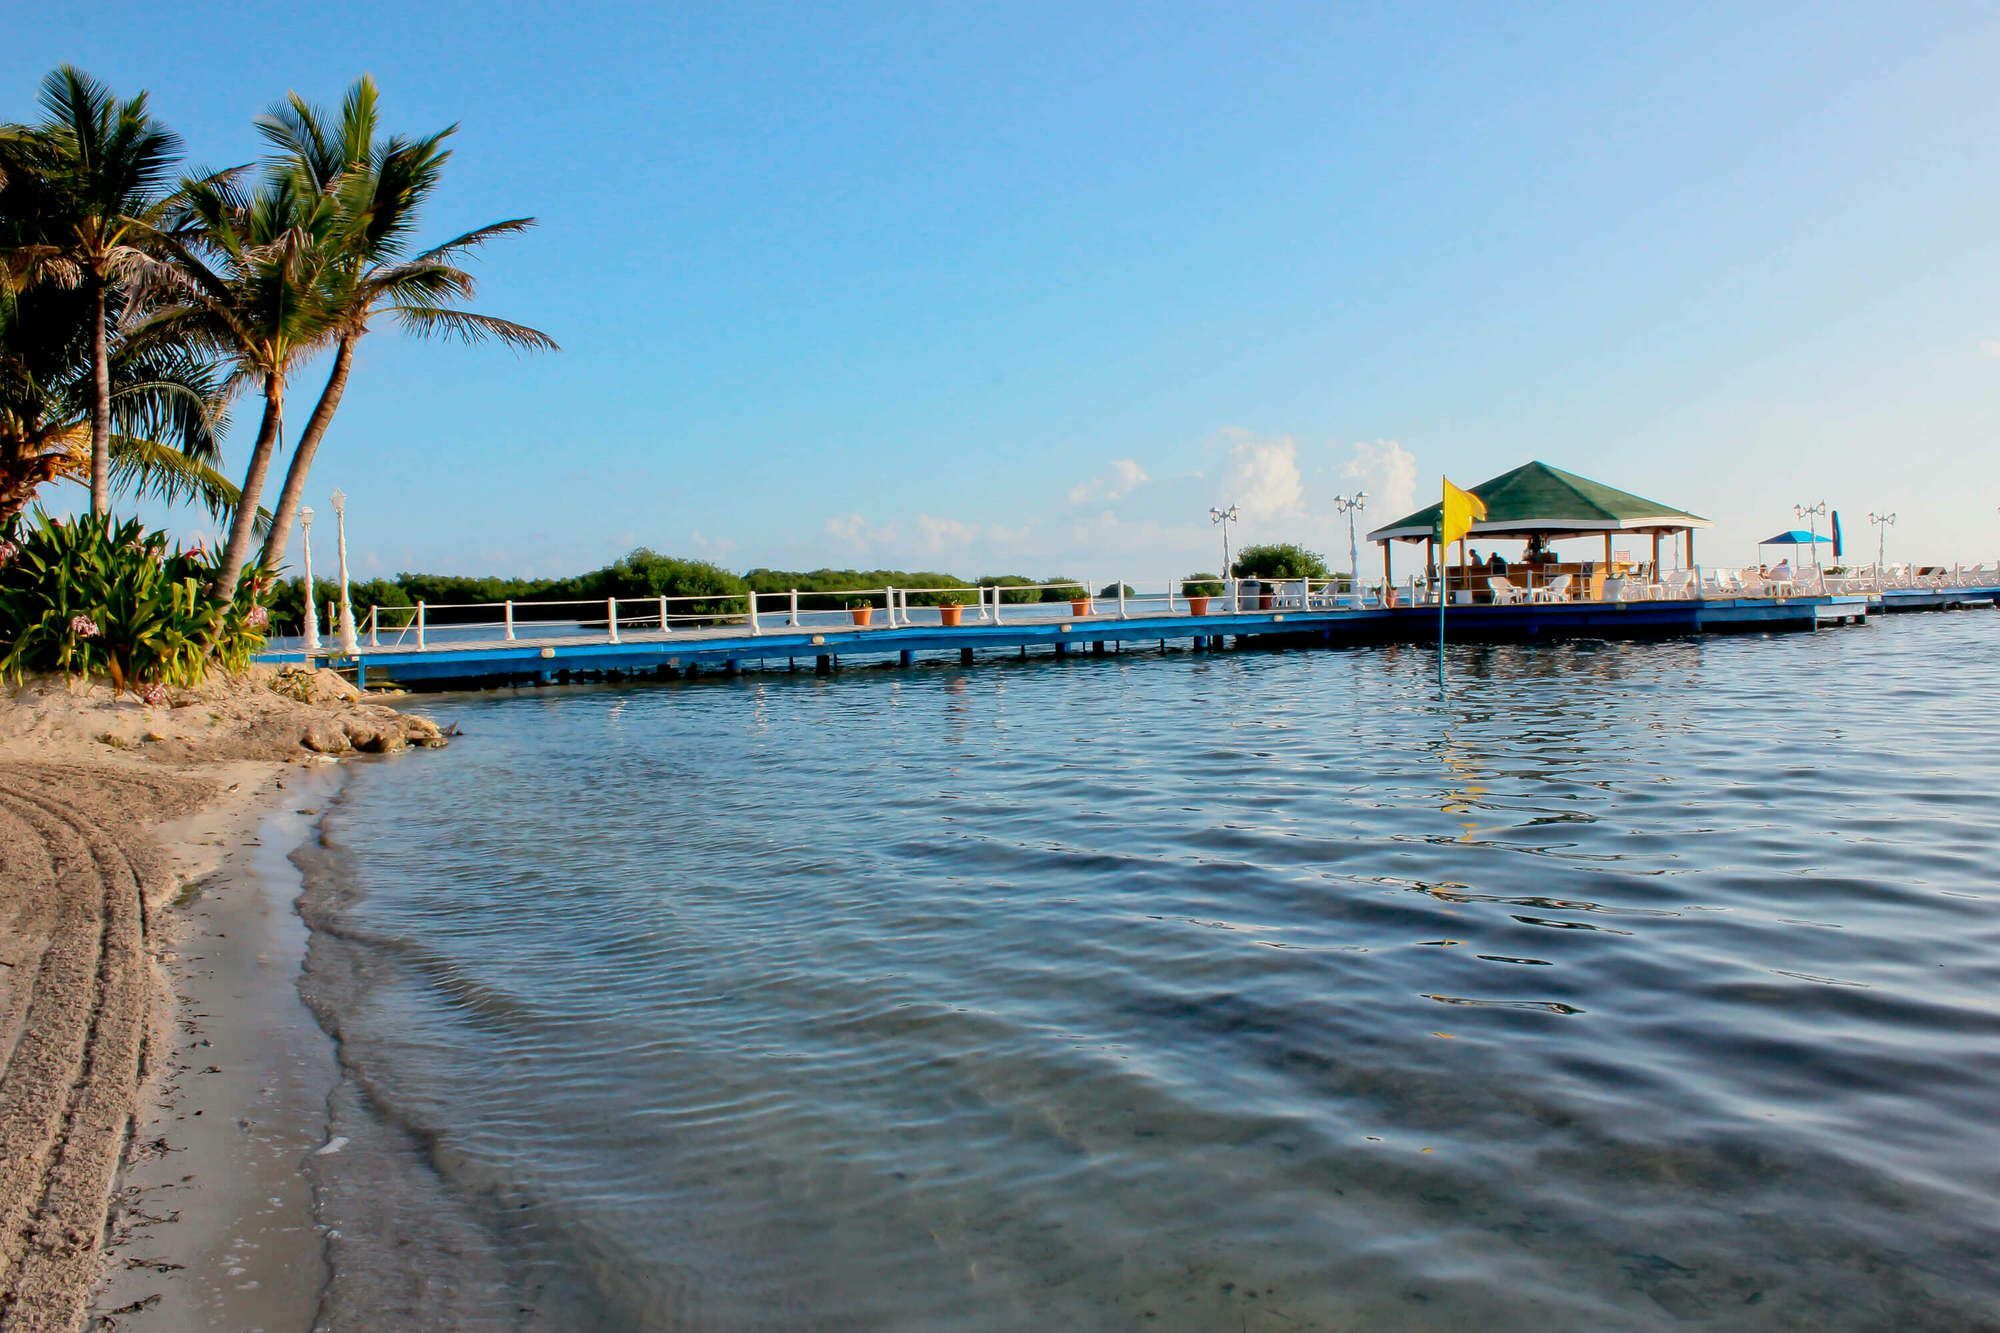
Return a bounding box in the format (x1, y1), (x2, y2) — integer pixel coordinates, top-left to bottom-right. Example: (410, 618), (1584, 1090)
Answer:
(1686, 529), (1695, 567)
(1381, 543), (1391, 601)
(1652, 532), (1662, 578)
(1603, 533), (1614, 569)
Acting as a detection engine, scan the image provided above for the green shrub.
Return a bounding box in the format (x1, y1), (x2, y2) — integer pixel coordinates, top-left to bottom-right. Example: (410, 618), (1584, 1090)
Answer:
(977, 574), (1045, 605)
(1230, 543), (1328, 580)
(0, 511), (270, 689)
(1038, 576), (1084, 603)
(1098, 582), (1135, 598)
(1181, 573), (1225, 598)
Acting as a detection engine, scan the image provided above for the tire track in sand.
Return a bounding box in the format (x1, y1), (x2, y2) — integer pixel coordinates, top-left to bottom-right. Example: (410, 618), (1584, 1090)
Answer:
(0, 765), (204, 1333)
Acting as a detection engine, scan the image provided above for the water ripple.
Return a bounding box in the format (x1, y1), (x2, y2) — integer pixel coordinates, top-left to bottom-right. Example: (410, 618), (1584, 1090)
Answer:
(308, 616), (2000, 1329)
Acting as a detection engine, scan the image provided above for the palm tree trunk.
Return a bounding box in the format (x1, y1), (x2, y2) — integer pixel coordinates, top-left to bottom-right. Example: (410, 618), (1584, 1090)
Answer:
(88, 277), (113, 516)
(256, 335), (357, 573)
(210, 372), (285, 597)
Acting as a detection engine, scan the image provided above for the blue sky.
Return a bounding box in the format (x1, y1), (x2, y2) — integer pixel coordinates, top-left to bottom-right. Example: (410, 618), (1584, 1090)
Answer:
(10, 1), (2000, 581)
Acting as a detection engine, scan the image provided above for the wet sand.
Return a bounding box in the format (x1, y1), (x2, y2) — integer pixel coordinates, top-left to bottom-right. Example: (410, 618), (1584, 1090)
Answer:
(93, 769), (344, 1331)
(0, 669), (448, 1331)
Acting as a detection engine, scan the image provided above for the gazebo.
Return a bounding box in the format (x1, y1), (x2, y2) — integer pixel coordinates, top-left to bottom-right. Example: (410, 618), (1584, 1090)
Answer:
(1366, 461), (1713, 600)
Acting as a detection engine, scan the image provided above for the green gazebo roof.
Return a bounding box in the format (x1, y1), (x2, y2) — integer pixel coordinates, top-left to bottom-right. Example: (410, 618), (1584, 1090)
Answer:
(1366, 460), (1711, 543)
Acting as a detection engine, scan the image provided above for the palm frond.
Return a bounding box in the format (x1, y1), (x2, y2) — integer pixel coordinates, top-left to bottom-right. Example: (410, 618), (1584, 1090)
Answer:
(389, 304), (558, 351)
(412, 216), (537, 265)
(107, 432), (268, 528)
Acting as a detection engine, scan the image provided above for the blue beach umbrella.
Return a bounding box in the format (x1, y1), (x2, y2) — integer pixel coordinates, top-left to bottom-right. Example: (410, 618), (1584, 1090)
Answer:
(1757, 529), (1831, 571)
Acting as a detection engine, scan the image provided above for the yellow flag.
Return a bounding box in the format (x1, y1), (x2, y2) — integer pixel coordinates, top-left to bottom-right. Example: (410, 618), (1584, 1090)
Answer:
(1440, 477), (1487, 548)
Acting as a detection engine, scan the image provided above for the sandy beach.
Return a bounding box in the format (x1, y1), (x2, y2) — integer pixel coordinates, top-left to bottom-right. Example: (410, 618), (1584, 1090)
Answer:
(0, 670), (445, 1332)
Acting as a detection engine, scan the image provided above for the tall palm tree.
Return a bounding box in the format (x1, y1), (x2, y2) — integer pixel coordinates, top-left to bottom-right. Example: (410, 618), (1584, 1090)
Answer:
(250, 78), (555, 572)
(0, 274), (240, 525)
(0, 99), (237, 525)
(31, 66), (183, 516)
(144, 167), (343, 595)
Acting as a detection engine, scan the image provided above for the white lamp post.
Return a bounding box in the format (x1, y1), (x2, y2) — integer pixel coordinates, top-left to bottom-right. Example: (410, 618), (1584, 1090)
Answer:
(1210, 504), (1241, 612)
(1332, 492), (1368, 608)
(300, 506), (320, 655)
(331, 489), (359, 656)
(1868, 511), (1895, 586)
(1794, 500), (1828, 571)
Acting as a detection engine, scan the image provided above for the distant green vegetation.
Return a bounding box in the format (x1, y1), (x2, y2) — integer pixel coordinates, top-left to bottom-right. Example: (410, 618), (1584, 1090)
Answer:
(1230, 543), (1329, 580)
(267, 551), (1097, 631)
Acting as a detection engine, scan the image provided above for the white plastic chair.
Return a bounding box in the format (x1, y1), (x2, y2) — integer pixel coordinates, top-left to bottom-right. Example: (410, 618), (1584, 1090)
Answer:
(1487, 576), (1525, 605)
(1531, 574), (1572, 603)
(1656, 570), (1694, 600)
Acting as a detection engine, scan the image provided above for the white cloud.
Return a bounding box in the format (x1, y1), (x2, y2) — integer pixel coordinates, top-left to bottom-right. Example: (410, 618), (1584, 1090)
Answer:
(1223, 430), (1304, 520)
(1342, 439), (1419, 524)
(689, 530), (737, 558)
(1067, 458), (1151, 505)
(1980, 338), (2000, 359)
(915, 513), (977, 554)
(823, 513), (898, 551)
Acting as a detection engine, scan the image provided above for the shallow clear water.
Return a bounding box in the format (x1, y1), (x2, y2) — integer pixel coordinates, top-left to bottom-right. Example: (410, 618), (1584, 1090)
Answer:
(303, 615), (2000, 1329)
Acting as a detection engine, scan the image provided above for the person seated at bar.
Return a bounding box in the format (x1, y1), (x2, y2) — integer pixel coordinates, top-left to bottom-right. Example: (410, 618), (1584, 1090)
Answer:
(1523, 534), (1551, 565)
(1468, 547), (1483, 569)
(1487, 550), (1507, 573)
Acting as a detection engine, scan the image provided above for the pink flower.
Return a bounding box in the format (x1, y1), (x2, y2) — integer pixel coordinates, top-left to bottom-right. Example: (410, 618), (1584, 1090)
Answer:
(69, 614), (100, 639)
(0, 540), (17, 566)
(246, 605), (270, 629)
(140, 683), (168, 707)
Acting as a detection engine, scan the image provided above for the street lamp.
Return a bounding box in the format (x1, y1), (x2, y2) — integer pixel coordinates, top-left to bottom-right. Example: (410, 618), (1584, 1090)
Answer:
(1209, 503), (1240, 583)
(1332, 492), (1368, 608)
(1868, 511), (1896, 585)
(1794, 500), (1828, 571)
(330, 489), (359, 656)
(299, 506), (320, 656)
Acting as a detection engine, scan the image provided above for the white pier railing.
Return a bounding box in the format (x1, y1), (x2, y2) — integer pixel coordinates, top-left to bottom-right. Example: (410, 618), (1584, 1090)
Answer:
(326, 563), (2000, 653)
(350, 576), (1382, 652)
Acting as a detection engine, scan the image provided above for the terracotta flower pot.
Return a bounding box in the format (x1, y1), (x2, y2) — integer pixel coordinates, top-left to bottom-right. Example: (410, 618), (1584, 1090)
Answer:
(1186, 595), (1211, 616)
(850, 605), (874, 626)
(1070, 598), (1092, 617)
(1257, 591), (1275, 611)
(939, 604), (964, 627)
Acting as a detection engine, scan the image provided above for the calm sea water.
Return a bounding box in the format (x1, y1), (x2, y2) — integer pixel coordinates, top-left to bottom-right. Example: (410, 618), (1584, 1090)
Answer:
(298, 614), (2000, 1330)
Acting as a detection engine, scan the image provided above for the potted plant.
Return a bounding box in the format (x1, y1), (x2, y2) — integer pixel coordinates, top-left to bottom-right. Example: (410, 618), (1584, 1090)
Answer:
(848, 598), (874, 626)
(937, 592), (967, 627)
(1069, 588), (1092, 617)
(1182, 574), (1223, 616)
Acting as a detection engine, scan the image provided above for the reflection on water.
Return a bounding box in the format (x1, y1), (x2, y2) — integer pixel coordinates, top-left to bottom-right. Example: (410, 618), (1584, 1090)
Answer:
(305, 617), (2000, 1329)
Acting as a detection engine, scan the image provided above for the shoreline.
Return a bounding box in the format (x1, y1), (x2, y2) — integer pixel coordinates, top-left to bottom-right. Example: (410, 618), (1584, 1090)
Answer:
(0, 668), (448, 1331)
(92, 762), (346, 1332)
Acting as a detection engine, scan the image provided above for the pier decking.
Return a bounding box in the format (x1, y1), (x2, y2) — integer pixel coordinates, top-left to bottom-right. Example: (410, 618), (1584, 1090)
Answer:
(255, 574), (1999, 690)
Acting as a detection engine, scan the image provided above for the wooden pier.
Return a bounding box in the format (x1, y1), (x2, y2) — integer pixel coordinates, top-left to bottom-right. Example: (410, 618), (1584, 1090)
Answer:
(251, 580), (1994, 691)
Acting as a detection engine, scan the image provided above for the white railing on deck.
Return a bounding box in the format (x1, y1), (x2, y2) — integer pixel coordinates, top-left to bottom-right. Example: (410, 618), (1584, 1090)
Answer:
(338, 563), (2000, 651)
(351, 576), (1399, 651)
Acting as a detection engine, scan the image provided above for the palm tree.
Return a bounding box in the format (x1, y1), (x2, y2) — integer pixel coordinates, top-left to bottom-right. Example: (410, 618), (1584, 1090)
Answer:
(0, 98), (238, 525)
(250, 78), (554, 572)
(144, 167), (343, 595)
(0, 272), (240, 525)
(30, 66), (183, 516)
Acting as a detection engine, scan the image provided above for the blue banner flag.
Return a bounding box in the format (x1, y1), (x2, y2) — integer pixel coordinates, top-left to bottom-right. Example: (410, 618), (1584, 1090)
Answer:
(1831, 510), (1843, 559)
